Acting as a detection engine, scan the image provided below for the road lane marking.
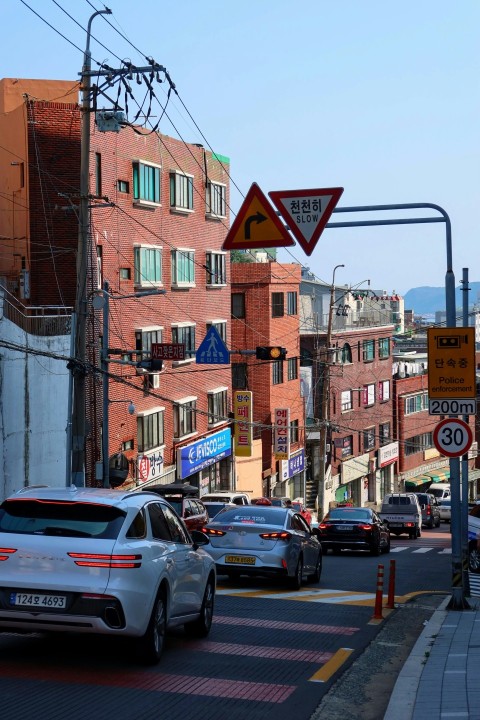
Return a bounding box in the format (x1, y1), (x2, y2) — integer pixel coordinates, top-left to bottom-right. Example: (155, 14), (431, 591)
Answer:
(191, 639), (333, 663)
(214, 615), (360, 634)
(412, 547), (433, 553)
(309, 648), (354, 682)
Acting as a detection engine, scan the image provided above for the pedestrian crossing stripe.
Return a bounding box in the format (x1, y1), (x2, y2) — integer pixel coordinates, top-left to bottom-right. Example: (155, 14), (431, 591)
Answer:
(216, 586), (449, 606)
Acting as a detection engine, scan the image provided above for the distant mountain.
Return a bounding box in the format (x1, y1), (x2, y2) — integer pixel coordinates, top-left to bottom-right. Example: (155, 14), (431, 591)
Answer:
(404, 284), (480, 315)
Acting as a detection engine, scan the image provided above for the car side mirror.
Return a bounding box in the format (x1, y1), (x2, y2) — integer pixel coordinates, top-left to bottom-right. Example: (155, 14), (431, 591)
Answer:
(421, 504), (425, 510)
(191, 530), (209, 548)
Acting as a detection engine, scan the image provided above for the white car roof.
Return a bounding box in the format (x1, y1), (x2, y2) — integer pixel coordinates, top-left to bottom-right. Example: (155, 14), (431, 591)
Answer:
(5, 486), (160, 511)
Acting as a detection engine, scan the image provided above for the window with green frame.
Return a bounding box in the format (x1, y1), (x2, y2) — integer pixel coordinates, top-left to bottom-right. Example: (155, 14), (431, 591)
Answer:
(378, 337), (390, 358)
(133, 161), (161, 204)
(362, 339), (375, 361)
(171, 249), (195, 286)
(134, 246), (162, 286)
(170, 172), (193, 211)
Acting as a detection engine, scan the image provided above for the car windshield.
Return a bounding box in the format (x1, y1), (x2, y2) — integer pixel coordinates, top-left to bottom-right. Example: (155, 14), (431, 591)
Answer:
(0, 499), (126, 539)
(328, 508), (372, 521)
(203, 502), (230, 517)
(210, 506), (286, 527)
(162, 498), (182, 515)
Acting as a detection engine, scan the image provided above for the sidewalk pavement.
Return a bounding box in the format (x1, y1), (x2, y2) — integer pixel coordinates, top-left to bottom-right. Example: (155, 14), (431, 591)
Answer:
(384, 594), (480, 720)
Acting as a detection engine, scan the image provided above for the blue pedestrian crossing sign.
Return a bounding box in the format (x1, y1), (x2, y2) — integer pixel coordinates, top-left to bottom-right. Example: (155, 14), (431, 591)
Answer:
(196, 326), (230, 364)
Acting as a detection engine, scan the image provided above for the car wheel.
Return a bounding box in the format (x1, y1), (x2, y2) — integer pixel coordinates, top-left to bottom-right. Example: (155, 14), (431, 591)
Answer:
(382, 536), (391, 554)
(408, 530), (415, 539)
(417, 526), (421, 538)
(308, 553), (322, 583)
(184, 576), (215, 638)
(290, 557), (303, 590)
(428, 518), (434, 529)
(435, 516), (441, 528)
(137, 589), (167, 665)
(370, 538), (381, 556)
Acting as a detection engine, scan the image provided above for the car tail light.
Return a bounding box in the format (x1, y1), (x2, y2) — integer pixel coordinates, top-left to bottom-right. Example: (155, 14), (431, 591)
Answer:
(405, 522), (414, 528)
(357, 525), (372, 531)
(202, 527), (226, 537)
(0, 548), (17, 561)
(68, 553), (142, 568)
(427, 507), (431, 515)
(318, 522), (329, 530)
(259, 531), (292, 541)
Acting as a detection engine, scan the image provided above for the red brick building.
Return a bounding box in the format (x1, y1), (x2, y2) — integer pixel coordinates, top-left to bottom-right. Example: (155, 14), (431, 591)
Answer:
(0, 78), (233, 491)
(231, 262), (305, 499)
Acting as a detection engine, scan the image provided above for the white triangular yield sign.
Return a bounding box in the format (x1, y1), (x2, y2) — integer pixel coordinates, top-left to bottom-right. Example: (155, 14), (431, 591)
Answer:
(269, 187), (343, 256)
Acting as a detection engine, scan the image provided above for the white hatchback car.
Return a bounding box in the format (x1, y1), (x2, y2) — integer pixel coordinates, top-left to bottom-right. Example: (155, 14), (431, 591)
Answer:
(0, 486), (216, 664)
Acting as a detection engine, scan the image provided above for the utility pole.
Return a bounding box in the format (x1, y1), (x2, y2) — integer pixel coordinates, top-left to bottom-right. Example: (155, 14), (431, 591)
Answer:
(317, 264), (344, 519)
(71, 7), (111, 487)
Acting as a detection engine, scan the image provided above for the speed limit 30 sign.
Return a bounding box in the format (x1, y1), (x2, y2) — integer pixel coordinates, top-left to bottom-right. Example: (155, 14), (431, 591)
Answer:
(433, 418), (473, 458)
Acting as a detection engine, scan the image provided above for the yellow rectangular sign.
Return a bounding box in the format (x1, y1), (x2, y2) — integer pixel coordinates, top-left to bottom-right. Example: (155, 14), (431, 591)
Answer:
(427, 327), (476, 399)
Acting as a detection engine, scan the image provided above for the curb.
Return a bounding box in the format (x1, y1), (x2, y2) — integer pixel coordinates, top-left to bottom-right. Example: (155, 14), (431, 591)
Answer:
(382, 596), (450, 720)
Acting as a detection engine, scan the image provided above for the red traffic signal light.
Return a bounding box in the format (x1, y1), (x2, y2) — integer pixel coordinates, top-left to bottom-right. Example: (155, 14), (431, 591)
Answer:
(255, 346), (287, 360)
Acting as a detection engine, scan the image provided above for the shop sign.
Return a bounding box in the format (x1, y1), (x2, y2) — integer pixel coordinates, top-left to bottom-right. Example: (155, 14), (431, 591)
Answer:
(280, 449), (305, 480)
(137, 450), (164, 483)
(378, 442), (399, 468)
(177, 428), (231, 479)
(274, 408), (290, 460)
(341, 452), (370, 483)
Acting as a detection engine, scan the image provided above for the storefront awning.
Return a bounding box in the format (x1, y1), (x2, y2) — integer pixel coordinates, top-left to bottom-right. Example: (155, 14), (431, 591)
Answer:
(405, 467), (450, 488)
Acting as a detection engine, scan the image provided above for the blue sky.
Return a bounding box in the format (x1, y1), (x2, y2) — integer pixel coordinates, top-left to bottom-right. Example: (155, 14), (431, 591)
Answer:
(3, 0), (479, 295)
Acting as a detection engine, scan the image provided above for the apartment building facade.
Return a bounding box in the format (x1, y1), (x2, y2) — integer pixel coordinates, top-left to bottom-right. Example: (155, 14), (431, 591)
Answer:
(0, 77), (233, 493)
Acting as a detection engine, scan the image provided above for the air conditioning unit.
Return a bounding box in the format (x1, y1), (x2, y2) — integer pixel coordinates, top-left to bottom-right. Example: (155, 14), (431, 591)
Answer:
(151, 373), (160, 389)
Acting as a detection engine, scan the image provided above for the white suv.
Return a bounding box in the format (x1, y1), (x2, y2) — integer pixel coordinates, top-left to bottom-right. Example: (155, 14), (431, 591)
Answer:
(201, 491), (251, 506)
(0, 486), (216, 664)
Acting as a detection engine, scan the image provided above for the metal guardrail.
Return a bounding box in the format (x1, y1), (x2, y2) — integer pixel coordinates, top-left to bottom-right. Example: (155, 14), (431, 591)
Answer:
(2, 294), (72, 336)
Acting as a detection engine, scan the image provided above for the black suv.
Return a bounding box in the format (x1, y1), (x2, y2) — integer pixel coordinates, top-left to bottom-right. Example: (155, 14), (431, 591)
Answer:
(414, 492), (441, 529)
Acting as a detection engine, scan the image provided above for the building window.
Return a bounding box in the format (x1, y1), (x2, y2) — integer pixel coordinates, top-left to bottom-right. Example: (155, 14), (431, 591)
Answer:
(379, 422), (391, 446)
(208, 388), (228, 425)
(341, 390), (353, 412)
(232, 293), (245, 319)
(135, 327), (162, 360)
(95, 153), (102, 197)
(363, 427), (376, 451)
(272, 359), (284, 385)
(405, 432), (433, 456)
(174, 398), (197, 438)
(171, 249), (195, 286)
(118, 179), (129, 194)
(206, 181), (226, 217)
(121, 439), (134, 451)
(287, 357), (298, 380)
(137, 409), (164, 452)
(362, 339), (375, 362)
(404, 392), (428, 415)
(170, 171), (193, 211)
(232, 363), (247, 389)
(171, 324), (196, 359)
(362, 383), (375, 407)
(272, 293), (284, 318)
(289, 419), (299, 444)
(206, 320), (227, 344)
(379, 337), (390, 359)
(134, 246), (162, 286)
(133, 161), (161, 204)
(206, 251), (227, 285)
(379, 380), (390, 402)
(287, 291), (298, 315)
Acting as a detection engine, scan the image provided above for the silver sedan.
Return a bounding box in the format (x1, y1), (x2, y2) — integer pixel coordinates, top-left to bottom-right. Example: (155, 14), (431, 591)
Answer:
(201, 505), (322, 589)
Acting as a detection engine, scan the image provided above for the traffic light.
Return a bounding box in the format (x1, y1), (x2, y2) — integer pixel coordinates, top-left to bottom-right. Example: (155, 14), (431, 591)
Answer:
(255, 346), (287, 361)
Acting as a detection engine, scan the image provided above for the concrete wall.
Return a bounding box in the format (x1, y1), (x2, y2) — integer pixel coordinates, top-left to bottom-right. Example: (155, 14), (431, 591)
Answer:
(0, 294), (70, 500)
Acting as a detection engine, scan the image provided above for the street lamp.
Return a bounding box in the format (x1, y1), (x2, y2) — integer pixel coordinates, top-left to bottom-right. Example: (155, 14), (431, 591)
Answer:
(317, 264), (344, 519)
(93, 281), (165, 487)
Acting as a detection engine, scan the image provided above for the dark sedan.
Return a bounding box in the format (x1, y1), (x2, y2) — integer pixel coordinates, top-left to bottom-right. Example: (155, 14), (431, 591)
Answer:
(318, 506), (391, 556)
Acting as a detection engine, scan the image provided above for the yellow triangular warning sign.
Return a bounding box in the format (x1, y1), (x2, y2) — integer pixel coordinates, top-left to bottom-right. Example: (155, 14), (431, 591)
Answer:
(223, 183), (295, 250)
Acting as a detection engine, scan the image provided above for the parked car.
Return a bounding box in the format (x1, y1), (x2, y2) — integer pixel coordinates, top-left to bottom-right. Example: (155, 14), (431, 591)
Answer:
(201, 492), (251, 506)
(269, 497), (290, 507)
(291, 500), (313, 526)
(142, 483), (208, 532)
(201, 504), (322, 589)
(414, 492), (441, 529)
(438, 499), (452, 523)
(318, 506), (391, 556)
(0, 486), (216, 664)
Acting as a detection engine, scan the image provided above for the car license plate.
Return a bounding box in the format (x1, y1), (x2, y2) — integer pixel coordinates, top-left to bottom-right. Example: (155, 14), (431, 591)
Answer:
(10, 593), (67, 609)
(388, 522), (402, 527)
(225, 555), (256, 565)
(338, 525), (353, 531)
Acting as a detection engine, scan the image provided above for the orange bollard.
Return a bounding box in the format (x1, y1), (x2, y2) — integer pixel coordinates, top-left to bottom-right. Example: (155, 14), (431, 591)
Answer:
(386, 559), (396, 609)
(372, 564), (384, 619)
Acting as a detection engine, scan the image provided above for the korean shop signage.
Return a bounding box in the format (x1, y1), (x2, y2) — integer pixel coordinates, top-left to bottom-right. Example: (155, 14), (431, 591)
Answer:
(274, 408), (291, 460)
(427, 328), (476, 400)
(281, 449), (305, 480)
(233, 391), (253, 457)
(177, 428), (232, 479)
